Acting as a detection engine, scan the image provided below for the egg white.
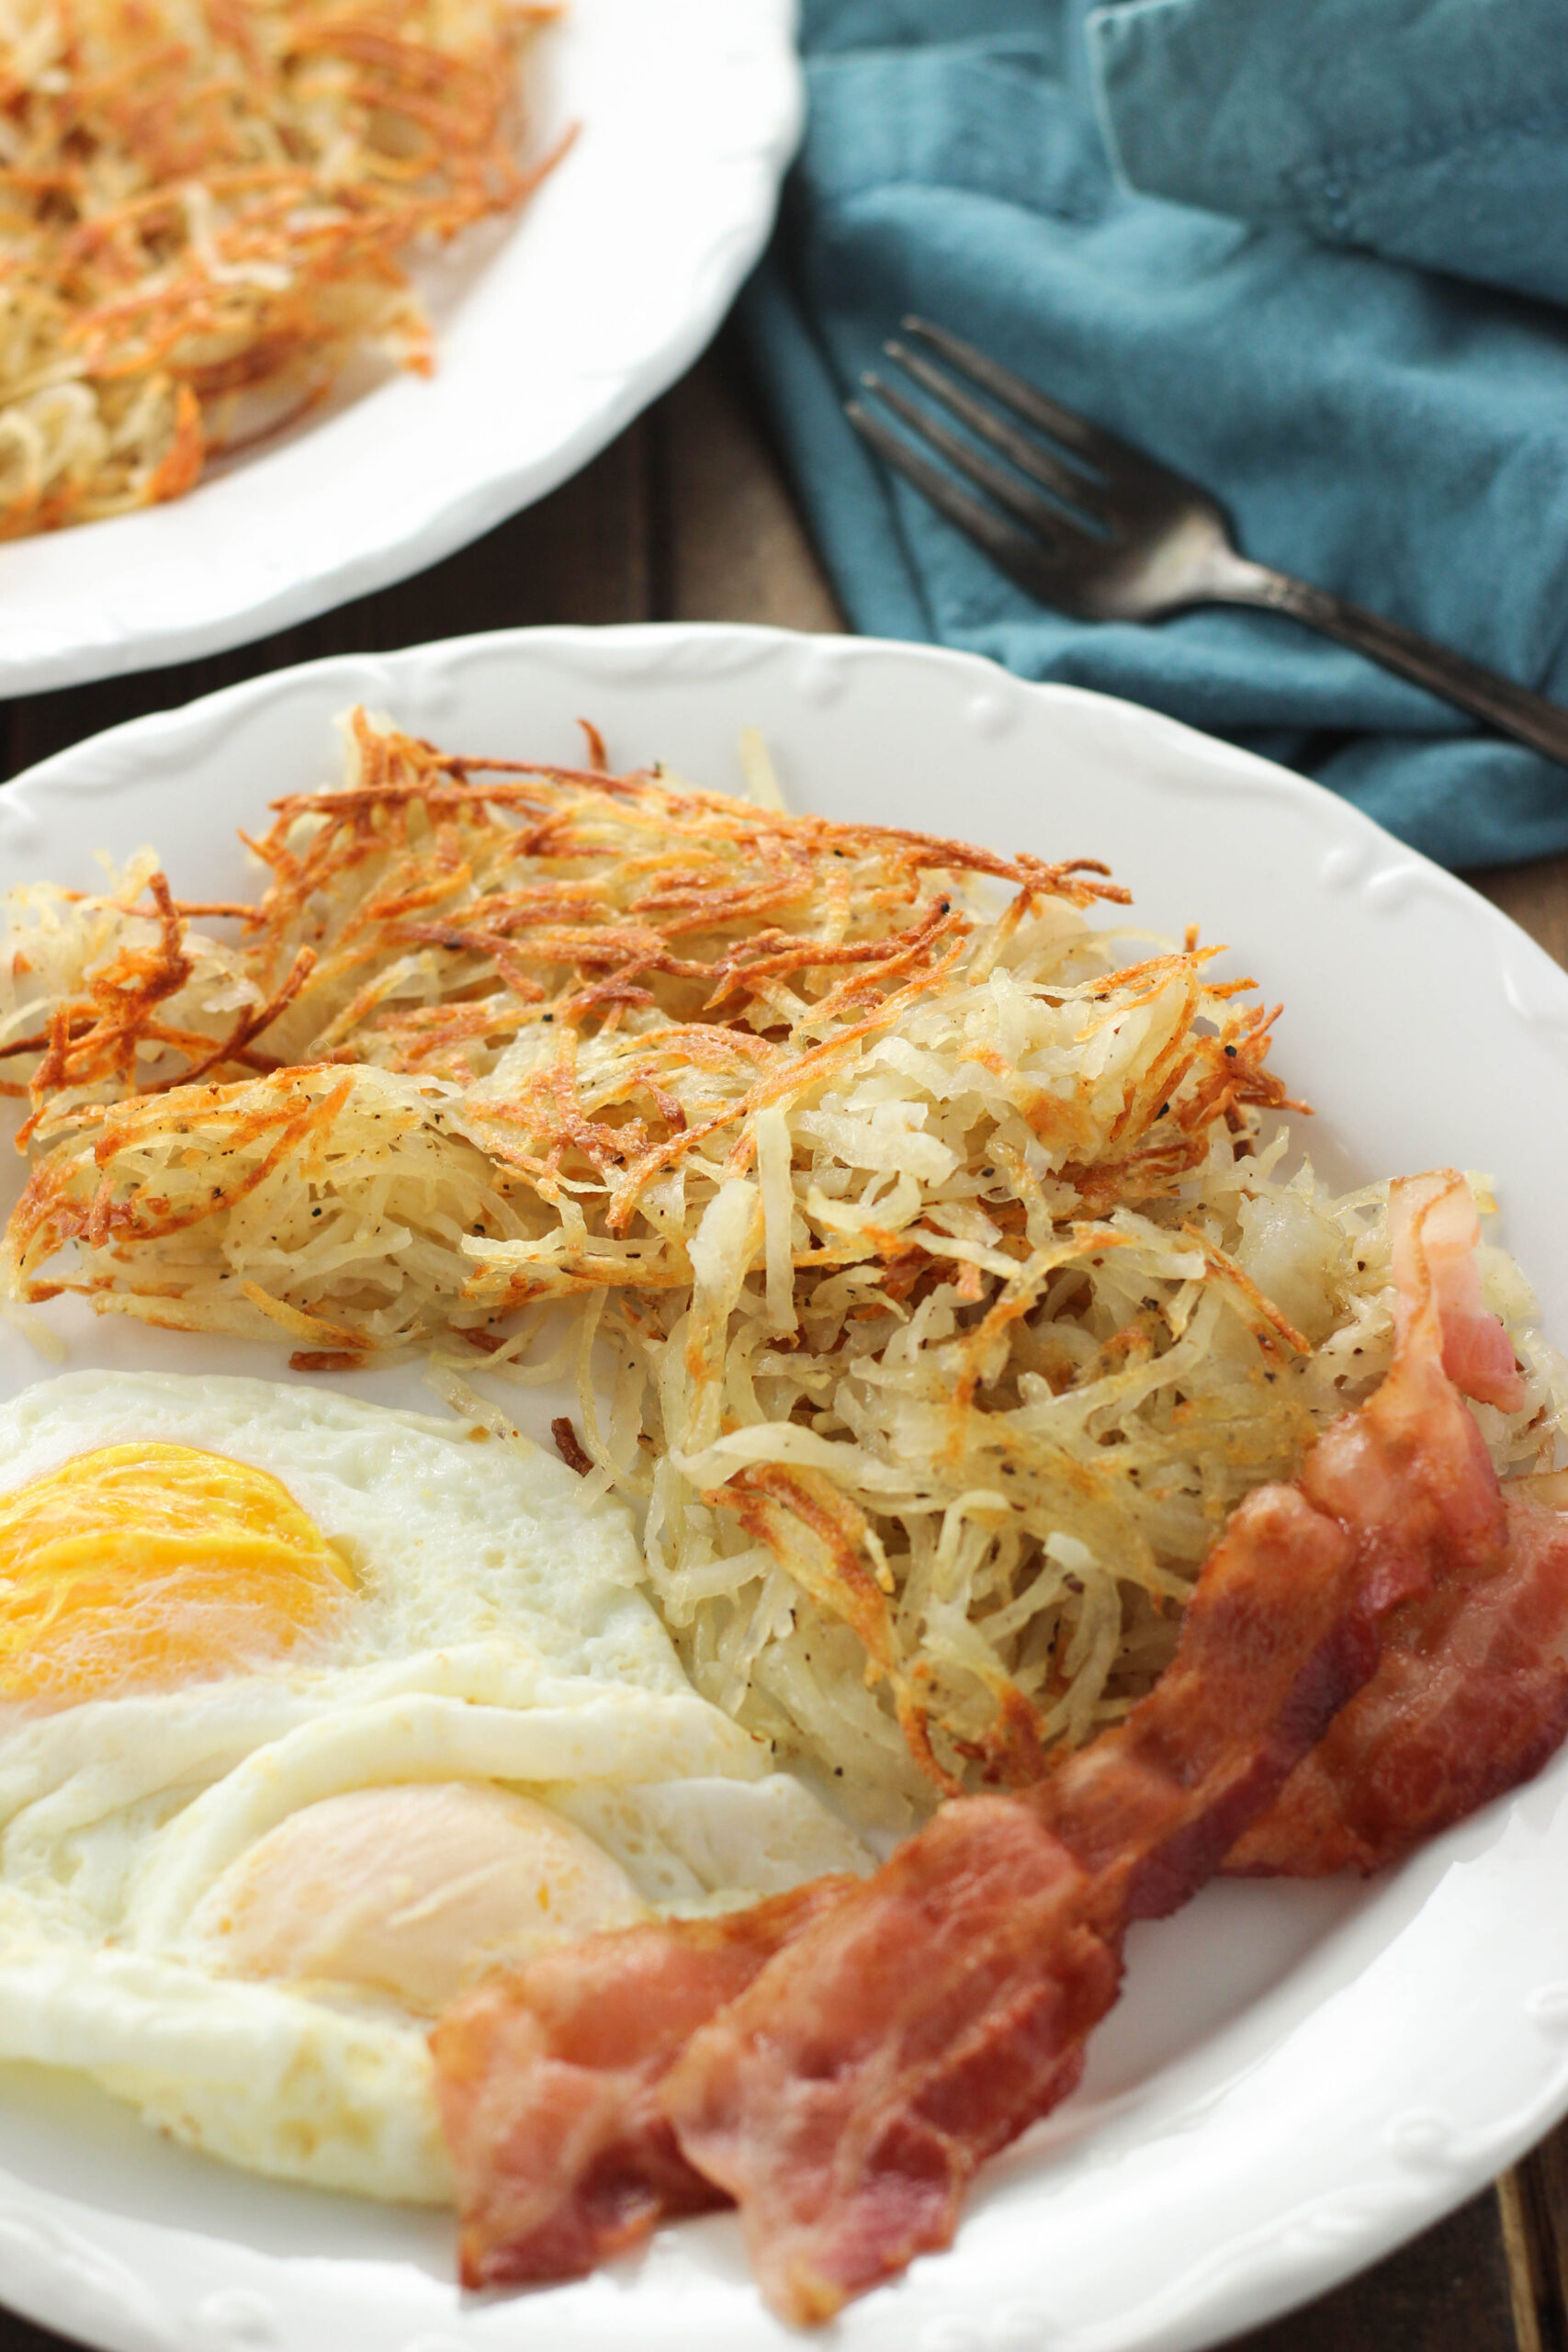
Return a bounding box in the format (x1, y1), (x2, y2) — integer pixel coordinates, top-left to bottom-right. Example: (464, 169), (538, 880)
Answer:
(0, 1372), (871, 2198)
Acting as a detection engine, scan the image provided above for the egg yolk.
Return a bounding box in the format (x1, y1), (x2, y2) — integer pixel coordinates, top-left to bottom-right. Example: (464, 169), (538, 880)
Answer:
(190, 1782), (649, 2012)
(0, 1443), (355, 1706)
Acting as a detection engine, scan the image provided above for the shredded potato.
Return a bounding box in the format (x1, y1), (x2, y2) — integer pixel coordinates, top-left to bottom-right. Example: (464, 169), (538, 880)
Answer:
(0, 0), (560, 536)
(3, 716), (1562, 1824)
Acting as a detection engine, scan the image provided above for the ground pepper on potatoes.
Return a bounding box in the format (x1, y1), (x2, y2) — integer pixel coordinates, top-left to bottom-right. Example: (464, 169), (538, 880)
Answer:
(1, 714), (1561, 1824)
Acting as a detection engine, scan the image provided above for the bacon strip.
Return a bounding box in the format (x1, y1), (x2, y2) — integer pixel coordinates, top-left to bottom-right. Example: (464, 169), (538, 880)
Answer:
(430, 1880), (854, 2288)
(662, 1801), (1116, 2326)
(1415, 1170), (1526, 1410)
(431, 1170), (1564, 2323)
(1228, 1489), (1568, 1875)
(1229, 1175), (1563, 1874)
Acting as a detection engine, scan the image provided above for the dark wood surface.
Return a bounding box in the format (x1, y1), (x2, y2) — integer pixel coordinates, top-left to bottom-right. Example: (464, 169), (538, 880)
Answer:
(0, 334), (1564, 2352)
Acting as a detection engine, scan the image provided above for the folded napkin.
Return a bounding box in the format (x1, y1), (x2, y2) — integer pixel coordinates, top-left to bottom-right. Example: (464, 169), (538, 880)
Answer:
(741, 0), (1568, 869)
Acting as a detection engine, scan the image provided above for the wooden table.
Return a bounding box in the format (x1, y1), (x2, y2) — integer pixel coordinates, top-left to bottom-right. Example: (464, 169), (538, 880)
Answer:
(1, 333), (1566, 2352)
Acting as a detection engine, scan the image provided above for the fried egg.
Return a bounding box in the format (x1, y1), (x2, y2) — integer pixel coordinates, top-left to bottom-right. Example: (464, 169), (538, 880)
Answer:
(0, 1372), (871, 2199)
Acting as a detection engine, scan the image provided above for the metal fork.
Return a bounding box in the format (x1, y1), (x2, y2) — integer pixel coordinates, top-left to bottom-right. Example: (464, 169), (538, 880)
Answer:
(848, 318), (1568, 773)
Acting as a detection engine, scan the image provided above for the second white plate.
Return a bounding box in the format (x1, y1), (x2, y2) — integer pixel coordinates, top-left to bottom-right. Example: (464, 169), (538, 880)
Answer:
(0, 4), (801, 696)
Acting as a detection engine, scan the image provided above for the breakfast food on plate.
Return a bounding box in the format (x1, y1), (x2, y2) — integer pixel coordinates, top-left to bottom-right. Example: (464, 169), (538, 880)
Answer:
(0, 719), (1565, 2320)
(0, 1368), (871, 2193)
(0, 715), (1561, 1830)
(0, 0), (563, 537)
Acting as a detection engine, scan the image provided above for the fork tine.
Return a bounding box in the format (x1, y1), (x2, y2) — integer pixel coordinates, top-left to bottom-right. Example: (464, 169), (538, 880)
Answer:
(845, 401), (1063, 600)
(902, 316), (1147, 478)
(882, 338), (1111, 524)
(860, 372), (1095, 550)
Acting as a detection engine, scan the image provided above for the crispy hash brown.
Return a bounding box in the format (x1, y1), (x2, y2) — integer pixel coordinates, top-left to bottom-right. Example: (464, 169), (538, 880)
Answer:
(0, 0), (560, 537)
(1, 716), (1561, 1816)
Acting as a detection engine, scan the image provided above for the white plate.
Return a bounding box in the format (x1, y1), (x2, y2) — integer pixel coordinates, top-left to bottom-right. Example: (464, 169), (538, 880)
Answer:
(2, 625), (1567, 2352)
(0, 6), (800, 697)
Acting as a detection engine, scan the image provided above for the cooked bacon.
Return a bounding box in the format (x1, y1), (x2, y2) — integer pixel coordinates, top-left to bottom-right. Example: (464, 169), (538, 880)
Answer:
(1292, 1173), (1507, 1595)
(1227, 1489), (1568, 1875)
(1036, 1484), (1364, 1922)
(430, 1881), (855, 2288)
(1413, 1170), (1526, 1411)
(431, 1170), (1568, 2324)
(661, 1801), (1116, 2326)
(1228, 1171), (1562, 1875)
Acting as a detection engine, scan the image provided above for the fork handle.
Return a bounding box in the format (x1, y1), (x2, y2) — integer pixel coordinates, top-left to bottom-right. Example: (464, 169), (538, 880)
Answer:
(1218, 561), (1568, 771)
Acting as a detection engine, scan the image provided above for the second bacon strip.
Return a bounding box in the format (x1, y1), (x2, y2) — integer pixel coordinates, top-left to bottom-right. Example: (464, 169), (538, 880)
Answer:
(432, 1170), (1568, 2324)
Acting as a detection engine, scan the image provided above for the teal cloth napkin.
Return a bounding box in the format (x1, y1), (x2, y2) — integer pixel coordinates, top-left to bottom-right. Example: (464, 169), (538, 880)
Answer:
(741, 0), (1568, 869)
